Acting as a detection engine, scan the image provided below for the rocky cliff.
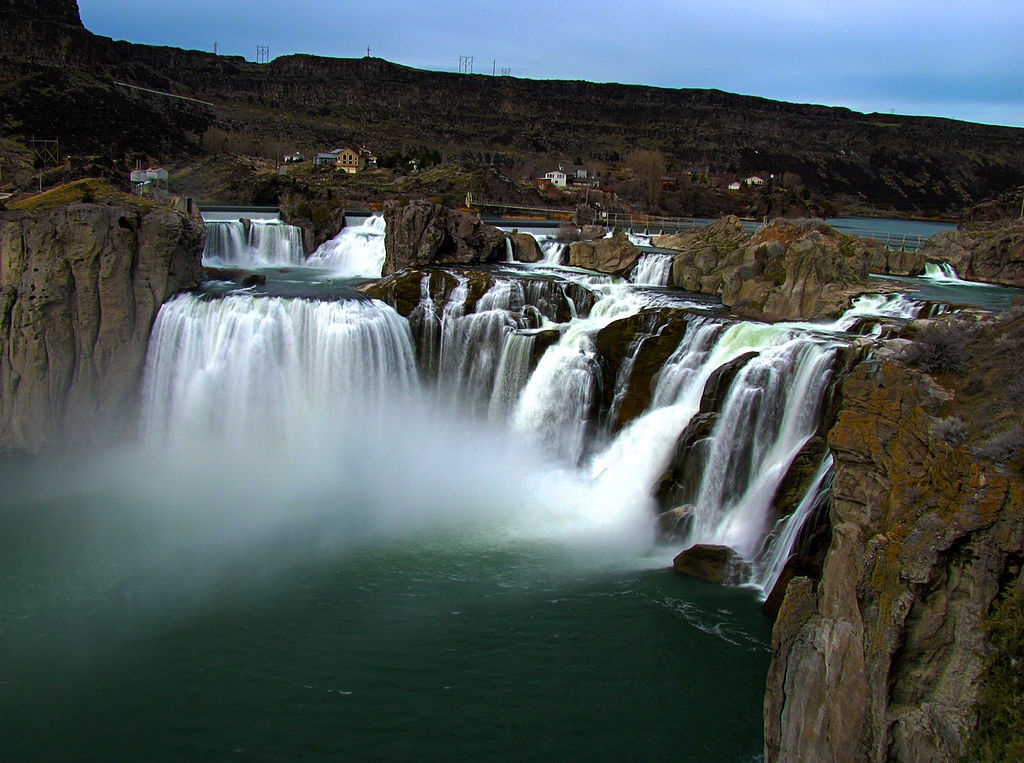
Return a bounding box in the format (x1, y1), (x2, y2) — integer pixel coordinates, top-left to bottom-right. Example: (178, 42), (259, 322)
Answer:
(766, 311), (1024, 761)
(381, 200), (506, 276)
(917, 222), (1024, 288)
(0, 182), (205, 452)
(3, 3), (1024, 215)
(655, 217), (889, 320)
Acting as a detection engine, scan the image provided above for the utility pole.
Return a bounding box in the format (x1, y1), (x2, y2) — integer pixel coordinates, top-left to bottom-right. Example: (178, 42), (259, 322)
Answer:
(256, 44), (270, 64)
(366, 46), (371, 57)
(214, 41), (217, 55)
(459, 55), (474, 74)
(491, 59), (496, 76)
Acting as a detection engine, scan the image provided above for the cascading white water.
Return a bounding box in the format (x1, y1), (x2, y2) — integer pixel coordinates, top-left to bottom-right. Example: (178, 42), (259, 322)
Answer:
(306, 215), (387, 277)
(753, 455), (834, 596)
(140, 293), (419, 446)
(203, 220), (306, 267)
(631, 252), (674, 286)
(151, 212), (940, 599)
(540, 237), (567, 264)
(512, 283), (648, 463)
(683, 340), (836, 559)
(924, 261), (960, 281)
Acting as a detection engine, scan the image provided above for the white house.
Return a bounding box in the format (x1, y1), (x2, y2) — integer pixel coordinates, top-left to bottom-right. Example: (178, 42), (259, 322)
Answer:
(728, 181), (742, 191)
(544, 170), (567, 187)
(745, 175), (766, 186)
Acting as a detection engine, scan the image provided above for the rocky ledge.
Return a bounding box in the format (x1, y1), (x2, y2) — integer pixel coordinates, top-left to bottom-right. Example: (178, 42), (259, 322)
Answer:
(656, 217), (893, 320)
(917, 221), (1024, 288)
(382, 199), (507, 276)
(0, 181), (205, 452)
(766, 309), (1024, 761)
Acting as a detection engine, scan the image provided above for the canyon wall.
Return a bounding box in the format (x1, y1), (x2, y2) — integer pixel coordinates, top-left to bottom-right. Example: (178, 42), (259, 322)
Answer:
(0, 190), (204, 452)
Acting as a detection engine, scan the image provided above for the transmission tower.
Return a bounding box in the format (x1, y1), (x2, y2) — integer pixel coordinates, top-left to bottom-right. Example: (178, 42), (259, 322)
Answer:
(256, 45), (270, 64)
(459, 55), (474, 74)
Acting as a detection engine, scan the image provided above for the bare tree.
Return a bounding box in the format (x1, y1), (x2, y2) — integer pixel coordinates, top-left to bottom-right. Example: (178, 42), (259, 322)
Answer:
(626, 149), (666, 209)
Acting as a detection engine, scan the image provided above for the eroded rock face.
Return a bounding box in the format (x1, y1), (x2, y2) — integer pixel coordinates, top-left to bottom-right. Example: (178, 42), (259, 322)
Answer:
(382, 200), (506, 275)
(720, 221), (876, 320)
(765, 330), (1024, 762)
(653, 215), (751, 292)
(917, 222), (1024, 288)
(0, 0), (82, 26)
(566, 229), (640, 277)
(656, 217), (888, 320)
(0, 199), (205, 452)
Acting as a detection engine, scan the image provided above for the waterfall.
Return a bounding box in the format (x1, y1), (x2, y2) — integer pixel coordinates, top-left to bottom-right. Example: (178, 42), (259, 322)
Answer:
(540, 237), (567, 264)
(631, 252), (674, 286)
(140, 293), (418, 446)
(924, 261), (960, 281)
(306, 215), (387, 277)
(753, 455), (834, 596)
(142, 212), (885, 595)
(203, 220), (306, 267)
(683, 340), (836, 559)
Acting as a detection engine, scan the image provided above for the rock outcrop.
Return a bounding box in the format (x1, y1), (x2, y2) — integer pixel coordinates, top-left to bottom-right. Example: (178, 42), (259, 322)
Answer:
(765, 311), (1024, 762)
(653, 215), (751, 292)
(565, 229), (640, 277)
(917, 221), (1024, 288)
(508, 232), (543, 263)
(382, 200), (507, 276)
(0, 0), (81, 26)
(673, 544), (751, 584)
(654, 217), (886, 320)
(0, 187), (204, 452)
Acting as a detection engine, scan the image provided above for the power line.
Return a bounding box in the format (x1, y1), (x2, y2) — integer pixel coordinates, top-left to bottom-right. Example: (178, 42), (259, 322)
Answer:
(256, 44), (270, 64)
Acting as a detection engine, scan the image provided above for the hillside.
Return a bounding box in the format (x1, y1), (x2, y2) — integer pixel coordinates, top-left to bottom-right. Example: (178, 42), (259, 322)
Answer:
(2, 0), (1024, 216)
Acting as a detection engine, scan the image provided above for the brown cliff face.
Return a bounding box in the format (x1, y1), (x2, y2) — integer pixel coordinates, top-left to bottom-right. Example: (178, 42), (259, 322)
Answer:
(565, 230), (641, 277)
(0, 185), (205, 452)
(656, 218), (890, 320)
(381, 200), (506, 276)
(0, 0), (80, 26)
(765, 312), (1024, 762)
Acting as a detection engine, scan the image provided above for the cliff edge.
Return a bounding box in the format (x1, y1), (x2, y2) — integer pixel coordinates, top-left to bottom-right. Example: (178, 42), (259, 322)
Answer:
(766, 311), (1024, 761)
(0, 181), (205, 452)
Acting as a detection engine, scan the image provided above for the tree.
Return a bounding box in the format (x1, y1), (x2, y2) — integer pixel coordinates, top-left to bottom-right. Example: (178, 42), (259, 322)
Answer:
(626, 149), (666, 209)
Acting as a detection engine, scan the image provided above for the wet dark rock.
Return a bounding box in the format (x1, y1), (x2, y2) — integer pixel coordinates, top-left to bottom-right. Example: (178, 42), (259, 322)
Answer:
(698, 351), (758, 413)
(673, 544), (751, 585)
(508, 232), (543, 263)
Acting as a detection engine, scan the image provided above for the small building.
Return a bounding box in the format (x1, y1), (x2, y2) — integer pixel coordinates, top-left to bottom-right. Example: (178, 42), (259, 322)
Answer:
(544, 170), (567, 187)
(745, 175), (766, 186)
(130, 167), (169, 196)
(728, 181), (742, 191)
(335, 147), (361, 173)
(314, 148), (343, 167)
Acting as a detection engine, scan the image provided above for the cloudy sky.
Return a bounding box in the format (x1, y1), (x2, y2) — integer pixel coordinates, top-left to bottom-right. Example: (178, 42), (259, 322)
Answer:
(77, 0), (1024, 128)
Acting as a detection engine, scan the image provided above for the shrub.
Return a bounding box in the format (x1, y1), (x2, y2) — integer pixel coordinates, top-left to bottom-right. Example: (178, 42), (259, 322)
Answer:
(556, 223), (581, 243)
(974, 429), (1024, 464)
(933, 416), (967, 447)
(906, 320), (977, 375)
